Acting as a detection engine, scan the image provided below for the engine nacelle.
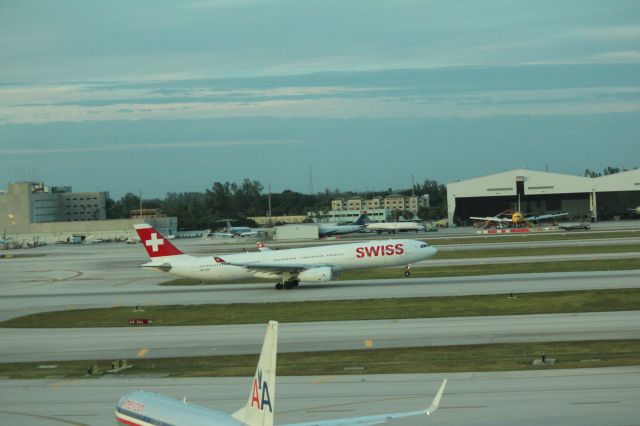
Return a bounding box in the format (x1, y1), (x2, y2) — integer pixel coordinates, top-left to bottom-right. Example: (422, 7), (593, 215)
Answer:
(297, 267), (333, 282)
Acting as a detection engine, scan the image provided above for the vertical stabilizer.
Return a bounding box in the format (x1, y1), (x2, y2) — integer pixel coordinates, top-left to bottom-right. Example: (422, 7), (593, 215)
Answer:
(134, 224), (183, 258)
(233, 321), (278, 426)
(354, 213), (371, 225)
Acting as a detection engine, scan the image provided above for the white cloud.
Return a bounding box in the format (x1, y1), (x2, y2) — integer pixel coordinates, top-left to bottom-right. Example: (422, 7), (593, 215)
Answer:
(593, 50), (640, 62)
(0, 140), (300, 155)
(2, 83), (639, 124)
(566, 26), (640, 41)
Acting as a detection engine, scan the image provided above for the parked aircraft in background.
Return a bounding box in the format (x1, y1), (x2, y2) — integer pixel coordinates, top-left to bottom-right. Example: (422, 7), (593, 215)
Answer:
(205, 219), (259, 238)
(628, 206), (640, 215)
(116, 321), (447, 426)
(365, 220), (426, 234)
(471, 210), (568, 228)
(135, 223), (437, 289)
(434, 218), (449, 228)
(318, 213), (368, 237)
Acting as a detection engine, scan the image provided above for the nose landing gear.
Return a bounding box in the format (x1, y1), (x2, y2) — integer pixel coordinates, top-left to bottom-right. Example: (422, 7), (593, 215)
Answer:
(404, 264), (411, 277)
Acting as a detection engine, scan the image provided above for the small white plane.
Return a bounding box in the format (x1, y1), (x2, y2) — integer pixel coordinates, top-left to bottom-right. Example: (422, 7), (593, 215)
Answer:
(135, 223), (437, 289)
(206, 219), (259, 238)
(116, 321), (447, 426)
(365, 220), (425, 234)
(628, 206), (640, 215)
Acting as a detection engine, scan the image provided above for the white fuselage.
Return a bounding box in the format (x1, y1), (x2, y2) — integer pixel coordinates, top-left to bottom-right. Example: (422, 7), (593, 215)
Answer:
(318, 223), (364, 236)
(117, 391), (243, 426)
(155, 239), (436, 281)
(366, 222), (425, 233)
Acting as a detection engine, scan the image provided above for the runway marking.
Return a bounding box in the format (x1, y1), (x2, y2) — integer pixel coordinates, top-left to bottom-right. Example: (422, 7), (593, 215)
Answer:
(364, 339), (374, 348)
(443, 405), (488, 409)
(570, 401), (620, 405)
(137, 348), (149, 358)
(51, 379), (81, 389)
(311, 375), (337, 385)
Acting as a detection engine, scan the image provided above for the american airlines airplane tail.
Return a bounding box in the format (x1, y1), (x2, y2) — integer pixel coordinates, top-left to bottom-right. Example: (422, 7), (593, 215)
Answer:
(232, 321), (278, 426)
(116, 320), (446, 425)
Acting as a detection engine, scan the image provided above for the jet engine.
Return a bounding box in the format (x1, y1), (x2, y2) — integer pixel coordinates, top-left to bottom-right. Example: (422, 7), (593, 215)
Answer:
(298, 267), (333, 282)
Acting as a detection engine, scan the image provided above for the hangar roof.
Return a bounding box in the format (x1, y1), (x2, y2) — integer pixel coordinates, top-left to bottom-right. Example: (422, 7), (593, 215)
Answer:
(447, 168), (640, 198)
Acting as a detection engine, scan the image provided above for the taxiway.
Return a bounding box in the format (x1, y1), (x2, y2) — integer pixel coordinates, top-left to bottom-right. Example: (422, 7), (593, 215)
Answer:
(0, 367), (637, 426)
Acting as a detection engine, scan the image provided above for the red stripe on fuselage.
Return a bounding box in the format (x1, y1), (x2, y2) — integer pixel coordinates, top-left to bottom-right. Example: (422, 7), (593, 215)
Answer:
(116, 414), (145, 426)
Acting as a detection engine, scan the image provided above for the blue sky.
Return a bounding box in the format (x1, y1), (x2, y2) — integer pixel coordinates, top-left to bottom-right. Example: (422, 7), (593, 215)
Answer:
(1, 0), (639, 199)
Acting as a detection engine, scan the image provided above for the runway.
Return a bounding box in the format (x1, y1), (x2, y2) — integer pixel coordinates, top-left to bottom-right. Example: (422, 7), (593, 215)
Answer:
(0, 367), (638, 426)
(1, 269), (640, 322)
(2, 311), (639, 362)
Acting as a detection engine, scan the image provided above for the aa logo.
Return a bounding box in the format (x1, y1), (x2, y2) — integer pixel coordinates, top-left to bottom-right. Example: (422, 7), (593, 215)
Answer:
(251, 368), (272, 412)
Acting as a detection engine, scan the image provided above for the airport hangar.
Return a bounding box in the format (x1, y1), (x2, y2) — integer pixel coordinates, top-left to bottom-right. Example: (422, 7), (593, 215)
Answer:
(446, 168), (640, 226)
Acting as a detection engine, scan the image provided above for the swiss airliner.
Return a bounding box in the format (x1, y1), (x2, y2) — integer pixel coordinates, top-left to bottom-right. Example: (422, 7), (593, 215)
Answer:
(116, 321), (447, 426)
(134, 224), (437, 289)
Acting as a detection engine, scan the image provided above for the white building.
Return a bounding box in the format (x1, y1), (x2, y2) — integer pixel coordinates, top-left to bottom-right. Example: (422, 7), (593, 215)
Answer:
(308, 208), (389, 223)
(331, 194), (428, 216)
(446, 169), (640, 225)
(1, 182), (108, 233)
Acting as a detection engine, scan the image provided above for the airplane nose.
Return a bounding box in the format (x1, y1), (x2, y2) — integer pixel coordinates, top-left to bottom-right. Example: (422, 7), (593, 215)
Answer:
(430, 246), (438, 256)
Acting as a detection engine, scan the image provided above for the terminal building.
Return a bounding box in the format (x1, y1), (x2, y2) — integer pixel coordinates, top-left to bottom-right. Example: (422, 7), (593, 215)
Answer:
(446, 169), (640, 225)
(331, 194), (429, 216)
(1, 181), (176, 245)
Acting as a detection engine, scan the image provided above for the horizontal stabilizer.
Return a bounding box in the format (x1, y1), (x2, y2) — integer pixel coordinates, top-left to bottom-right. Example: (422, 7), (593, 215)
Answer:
(140, 262), (172, 272)
(283, 379), (447, 425)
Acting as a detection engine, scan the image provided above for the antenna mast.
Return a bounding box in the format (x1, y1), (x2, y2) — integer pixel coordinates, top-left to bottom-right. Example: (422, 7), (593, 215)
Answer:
(308, 163), (314, 194)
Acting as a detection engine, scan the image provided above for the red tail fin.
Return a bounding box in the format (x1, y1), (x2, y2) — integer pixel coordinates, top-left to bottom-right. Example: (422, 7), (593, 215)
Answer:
(134, 224), (183, 257)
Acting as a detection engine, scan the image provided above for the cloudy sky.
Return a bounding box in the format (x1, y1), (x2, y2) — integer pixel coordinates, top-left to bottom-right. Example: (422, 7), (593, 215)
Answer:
(1, 0), (639, 199)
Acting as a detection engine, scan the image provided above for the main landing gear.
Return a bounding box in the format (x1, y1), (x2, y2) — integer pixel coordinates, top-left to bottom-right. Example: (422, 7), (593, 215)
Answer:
(275, 279), (300, 290)
(404, 264), (411, 277)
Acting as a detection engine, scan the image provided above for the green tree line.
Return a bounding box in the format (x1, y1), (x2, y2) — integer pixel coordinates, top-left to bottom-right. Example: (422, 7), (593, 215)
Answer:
(107, 178), (448, 230)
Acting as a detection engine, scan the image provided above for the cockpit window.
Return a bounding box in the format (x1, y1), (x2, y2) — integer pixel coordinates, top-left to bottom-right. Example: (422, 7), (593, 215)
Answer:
(420, 244), (429, 248)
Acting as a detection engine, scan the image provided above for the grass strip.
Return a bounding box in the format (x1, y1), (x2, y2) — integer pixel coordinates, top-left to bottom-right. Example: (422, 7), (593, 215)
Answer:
(340, 258), (640, 280)
(1, 340), (638, 379)
(2, 288), (640, 328)
(425, 230), (640, 246)
(432, 244), (640, 259)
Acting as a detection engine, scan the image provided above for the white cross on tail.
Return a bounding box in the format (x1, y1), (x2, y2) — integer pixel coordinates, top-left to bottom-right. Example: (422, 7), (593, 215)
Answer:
(145, 233), (164, 252)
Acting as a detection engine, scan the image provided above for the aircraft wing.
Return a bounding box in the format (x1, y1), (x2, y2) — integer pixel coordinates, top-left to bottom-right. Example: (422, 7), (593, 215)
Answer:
(283, 380), (447, 426)
(214, 257), (333, 273)
(470, 216), (512, 223)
